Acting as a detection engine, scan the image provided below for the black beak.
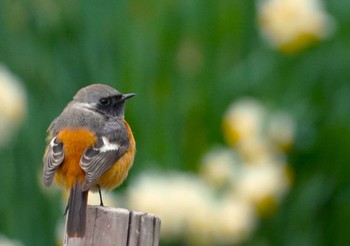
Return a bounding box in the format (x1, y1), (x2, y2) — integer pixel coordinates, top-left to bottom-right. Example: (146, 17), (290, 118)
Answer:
(122, 93), (136, 101)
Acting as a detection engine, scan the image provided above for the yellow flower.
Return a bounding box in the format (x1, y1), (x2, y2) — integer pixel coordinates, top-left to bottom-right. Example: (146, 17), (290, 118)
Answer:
(257, 0), (335, 53)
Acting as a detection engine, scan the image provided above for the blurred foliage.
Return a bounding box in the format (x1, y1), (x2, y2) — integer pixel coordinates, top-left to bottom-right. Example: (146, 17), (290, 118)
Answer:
(0, 0), (350, 245)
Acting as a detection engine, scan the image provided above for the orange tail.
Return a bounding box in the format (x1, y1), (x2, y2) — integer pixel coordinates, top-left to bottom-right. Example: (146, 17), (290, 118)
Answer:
(67, 183), (88, 237)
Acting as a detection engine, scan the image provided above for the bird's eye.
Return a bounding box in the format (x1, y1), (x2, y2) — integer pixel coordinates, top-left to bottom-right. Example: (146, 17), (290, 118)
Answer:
(99, 98), (110, 106)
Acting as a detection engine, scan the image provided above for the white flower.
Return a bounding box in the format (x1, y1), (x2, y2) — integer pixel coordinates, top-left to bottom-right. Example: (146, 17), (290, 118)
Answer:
(212, 197), (256, 245)
(200, 147), (239, 187)
(223, 98), (266, 146)
(235, 137), (276, 163)
(126, 171), (257, 245)
(235, 161), (290, 215)
(126, 171), (215, 240)
(257, 0), (335, 53)
(187, 196), (256, 246)
(0, 65), (27, 146)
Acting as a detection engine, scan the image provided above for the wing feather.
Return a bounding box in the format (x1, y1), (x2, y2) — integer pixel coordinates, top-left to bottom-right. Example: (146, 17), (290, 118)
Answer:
(80, 136), (128, 191)
(43, 137), (64, 186)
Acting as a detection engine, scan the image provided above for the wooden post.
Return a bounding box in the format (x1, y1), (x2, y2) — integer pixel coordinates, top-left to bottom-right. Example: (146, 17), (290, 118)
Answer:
(64, 206), (161, 246)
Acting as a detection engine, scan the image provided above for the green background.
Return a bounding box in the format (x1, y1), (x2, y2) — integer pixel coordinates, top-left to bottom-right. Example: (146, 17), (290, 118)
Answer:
(1, 1), (350, 245)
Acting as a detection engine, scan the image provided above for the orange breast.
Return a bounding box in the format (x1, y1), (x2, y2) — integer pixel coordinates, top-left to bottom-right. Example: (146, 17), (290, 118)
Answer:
(55, 128), (97, 189)
(97, 120), (136, 190)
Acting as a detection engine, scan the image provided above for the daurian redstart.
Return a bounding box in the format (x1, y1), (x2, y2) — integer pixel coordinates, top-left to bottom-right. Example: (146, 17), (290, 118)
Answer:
(43, 84), (136, 237)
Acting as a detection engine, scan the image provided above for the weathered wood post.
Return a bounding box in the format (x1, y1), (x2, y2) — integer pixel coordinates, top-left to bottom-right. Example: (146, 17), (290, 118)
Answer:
(64, 206), (161, 246)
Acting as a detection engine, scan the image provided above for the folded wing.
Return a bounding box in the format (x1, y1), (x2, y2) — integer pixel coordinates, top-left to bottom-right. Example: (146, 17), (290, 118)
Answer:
(80, 136), (128, 191)
(43, 136), (65, 186)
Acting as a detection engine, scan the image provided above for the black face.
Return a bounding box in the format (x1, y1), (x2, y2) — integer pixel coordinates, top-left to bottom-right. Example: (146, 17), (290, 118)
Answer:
(97, 94), (124, 117)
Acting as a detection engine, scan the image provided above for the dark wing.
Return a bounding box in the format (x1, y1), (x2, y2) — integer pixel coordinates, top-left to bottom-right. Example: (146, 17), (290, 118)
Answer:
(80, 134), (129, 191)
(43, 136), (64, 186)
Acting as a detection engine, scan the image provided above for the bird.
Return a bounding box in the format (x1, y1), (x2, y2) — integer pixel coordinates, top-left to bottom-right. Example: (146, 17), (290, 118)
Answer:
(42, 84), (136, 237)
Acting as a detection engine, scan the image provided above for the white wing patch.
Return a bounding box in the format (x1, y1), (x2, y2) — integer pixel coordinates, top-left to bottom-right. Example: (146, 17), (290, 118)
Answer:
(100, 136), (120, 152)
(50, 137), (57, 147)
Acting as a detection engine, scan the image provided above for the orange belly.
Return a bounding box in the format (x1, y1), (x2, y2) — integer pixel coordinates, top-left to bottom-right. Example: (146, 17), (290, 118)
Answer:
(55, 128), (97, 189)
